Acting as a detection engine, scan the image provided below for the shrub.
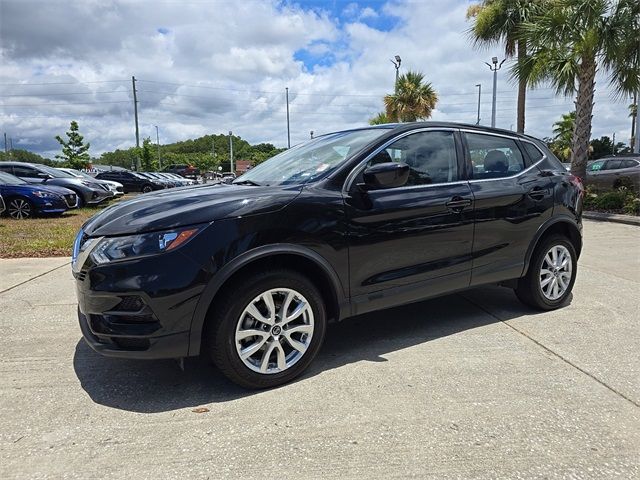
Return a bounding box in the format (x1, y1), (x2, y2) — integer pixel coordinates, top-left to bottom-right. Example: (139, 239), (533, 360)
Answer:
(595, 191), (626, 210)
(623, 196), (640, 216)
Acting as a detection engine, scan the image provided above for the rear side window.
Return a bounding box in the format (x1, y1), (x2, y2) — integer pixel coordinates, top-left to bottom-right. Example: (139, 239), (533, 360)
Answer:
(12, 166), (39, 178)
(622, 159), (639, 168)
(522, 142), (544, 164)
(465, 133), (525, 179)
(588, 160), (605, 171)
(605, 160), (622, 170)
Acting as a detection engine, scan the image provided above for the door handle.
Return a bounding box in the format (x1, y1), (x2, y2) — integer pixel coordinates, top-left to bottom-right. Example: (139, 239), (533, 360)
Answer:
(445, 197), (472, 212)
(528, 187), (550, 200)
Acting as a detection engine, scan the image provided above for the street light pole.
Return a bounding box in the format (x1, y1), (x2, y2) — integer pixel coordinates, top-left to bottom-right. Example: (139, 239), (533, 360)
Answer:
(154, 125), (161, 170)
(285, 87), (291, 149)
(229, 130), (234, 174)
(485, 57), (505, 128)
(390, 55), (401, 90)
(475, 84), (482, 125)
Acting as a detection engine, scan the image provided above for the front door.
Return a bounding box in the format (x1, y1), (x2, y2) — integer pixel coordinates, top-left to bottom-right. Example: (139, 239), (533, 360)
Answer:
(344, 129), (474, 315)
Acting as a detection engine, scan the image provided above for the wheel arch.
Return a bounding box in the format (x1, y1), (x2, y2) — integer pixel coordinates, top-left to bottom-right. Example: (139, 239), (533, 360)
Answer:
(187, 244), (348, 356)
(4, 194), (36, 216)
(522, 216), (582, 276)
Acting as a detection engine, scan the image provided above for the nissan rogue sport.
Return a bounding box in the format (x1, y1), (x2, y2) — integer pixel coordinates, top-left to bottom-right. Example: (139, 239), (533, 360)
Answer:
(73, 123), (583, 389)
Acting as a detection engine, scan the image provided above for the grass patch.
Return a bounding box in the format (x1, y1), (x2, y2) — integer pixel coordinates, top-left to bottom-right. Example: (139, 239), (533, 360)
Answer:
(0, 196), (133, 258)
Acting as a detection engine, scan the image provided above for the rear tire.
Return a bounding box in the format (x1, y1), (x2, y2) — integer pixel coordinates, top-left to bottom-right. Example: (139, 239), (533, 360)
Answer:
(207, 269), (327, 389)
(142, 184), (153, 193)
(515, 234), (577, 310)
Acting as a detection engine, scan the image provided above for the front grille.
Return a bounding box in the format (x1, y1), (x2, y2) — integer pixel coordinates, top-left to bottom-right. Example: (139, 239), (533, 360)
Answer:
(64, 194), (77, 208)
(75, 270), (87, 281)
(116, 186), (123, 192)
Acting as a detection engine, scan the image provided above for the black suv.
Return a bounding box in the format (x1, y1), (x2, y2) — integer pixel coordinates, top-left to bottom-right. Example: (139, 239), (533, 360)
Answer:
(73, 123), (583, 389)
(95, 170), (165, 193)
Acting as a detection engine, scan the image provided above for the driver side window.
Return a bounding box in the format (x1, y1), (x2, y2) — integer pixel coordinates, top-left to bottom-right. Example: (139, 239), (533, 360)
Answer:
(365, 131), (458, 186)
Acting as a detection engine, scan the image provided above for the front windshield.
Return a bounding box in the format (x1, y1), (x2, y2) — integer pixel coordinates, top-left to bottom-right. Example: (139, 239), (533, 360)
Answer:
(234, 128), (388, 186)
(0, 171), (27, 185)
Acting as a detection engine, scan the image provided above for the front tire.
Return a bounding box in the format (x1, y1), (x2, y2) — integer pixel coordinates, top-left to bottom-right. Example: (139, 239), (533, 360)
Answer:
(7, 197), (34, 219)
(141, 184), (153, 193)
(515, 234), (577, 310)
(208, 269), (327, 389)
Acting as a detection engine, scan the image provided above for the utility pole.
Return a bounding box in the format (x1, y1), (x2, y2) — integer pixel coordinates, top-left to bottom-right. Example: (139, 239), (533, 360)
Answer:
(229, 131), (234, 174)
(475, 84), (481, 125)
(390, 55), (401, 91)
(155, 125), (161, 170)
(9, 137), (13, 152)
(631, 92), (638, 153)
(3, 133), (7, 154)
(612, 132), (616, 155)
(285, 87), (291, 148)
(485, 57), (505, 128)
(132, 76), (140, 170)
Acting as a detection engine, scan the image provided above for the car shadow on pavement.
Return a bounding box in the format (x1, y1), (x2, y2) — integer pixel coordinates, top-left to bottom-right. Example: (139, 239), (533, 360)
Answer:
(73, 286), (557, 413)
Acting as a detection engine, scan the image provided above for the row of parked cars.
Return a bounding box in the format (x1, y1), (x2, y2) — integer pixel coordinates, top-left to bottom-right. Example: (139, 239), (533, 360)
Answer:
(0, 161), (198, 219)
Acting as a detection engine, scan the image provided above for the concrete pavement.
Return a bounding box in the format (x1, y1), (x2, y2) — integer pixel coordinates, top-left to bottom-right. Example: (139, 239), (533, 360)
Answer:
(0, 219), (638, 479)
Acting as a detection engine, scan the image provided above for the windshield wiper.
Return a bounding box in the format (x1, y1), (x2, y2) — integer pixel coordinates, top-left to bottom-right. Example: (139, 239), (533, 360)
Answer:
(232, 180), (262, 186)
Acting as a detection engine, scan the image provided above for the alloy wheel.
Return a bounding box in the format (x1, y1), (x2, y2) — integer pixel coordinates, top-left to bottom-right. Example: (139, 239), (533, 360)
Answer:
(8, 199), (32, 219)
(539, 245), (572, 301)
(234, 288), (314, 374)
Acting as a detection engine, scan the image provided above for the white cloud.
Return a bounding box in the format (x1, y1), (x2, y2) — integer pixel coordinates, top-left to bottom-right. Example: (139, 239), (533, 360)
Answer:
(0, 0), (634, 158)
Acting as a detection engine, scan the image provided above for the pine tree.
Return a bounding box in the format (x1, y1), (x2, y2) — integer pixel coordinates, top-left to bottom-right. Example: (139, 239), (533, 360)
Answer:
(55, 121), (90, 169)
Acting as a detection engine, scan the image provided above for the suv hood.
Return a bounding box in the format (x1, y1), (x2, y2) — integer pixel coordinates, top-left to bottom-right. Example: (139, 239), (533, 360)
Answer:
(83, 183), (303, 236)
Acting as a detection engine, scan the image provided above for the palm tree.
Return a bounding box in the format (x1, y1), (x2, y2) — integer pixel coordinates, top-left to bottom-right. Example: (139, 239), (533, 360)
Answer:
(551, 111), (576, 161)
(466, 0), (545, 133)
(517, 0), (640, 181)
(369, 112), (390, 125)
(384, 71), (438, 122)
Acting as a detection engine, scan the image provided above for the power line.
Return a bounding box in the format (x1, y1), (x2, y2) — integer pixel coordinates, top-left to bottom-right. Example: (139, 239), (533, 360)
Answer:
(0, 80), (129, 86)
(0, 100), (131, 107)
(0, 90), (128, 97)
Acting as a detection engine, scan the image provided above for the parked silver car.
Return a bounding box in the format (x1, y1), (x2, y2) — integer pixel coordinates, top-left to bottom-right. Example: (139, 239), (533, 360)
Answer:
(57, 167), (124, 197)
(586, 156), (640, 192)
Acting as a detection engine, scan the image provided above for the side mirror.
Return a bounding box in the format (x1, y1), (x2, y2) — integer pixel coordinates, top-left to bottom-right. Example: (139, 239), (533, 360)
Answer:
(361, 162), (409, 190)
(37, 172), (52, 180)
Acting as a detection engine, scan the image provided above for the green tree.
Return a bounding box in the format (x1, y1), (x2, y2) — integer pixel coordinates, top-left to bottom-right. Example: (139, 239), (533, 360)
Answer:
(384, 71), (438, 122)
(0, 149), (55, 165)
(55, 121), (91, 169)
(550, 111), (575, 161)
(516, 0), (640, 181)
(590, 136), (629, 159)
(140, 137), (155, 171)
(466, 0), (546, 133)
(369, 112), (390, 125)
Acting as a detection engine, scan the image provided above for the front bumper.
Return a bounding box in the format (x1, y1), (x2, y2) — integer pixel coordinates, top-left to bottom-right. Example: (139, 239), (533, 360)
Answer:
(78, 308), (190, 359)
(85, 189), (114, 205)
(74, 248), (206, 359)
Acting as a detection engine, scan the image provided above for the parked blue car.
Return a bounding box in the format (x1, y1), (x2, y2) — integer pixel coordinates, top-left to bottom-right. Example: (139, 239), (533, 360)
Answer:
(0, 171), (78, 219)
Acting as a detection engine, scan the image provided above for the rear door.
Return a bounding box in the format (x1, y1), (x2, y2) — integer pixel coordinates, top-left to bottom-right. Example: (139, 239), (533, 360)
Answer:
(463, 131), (554, 285)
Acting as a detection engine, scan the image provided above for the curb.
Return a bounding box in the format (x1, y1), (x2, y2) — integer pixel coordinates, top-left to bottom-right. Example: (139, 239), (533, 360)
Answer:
(583, 211), (640, 226)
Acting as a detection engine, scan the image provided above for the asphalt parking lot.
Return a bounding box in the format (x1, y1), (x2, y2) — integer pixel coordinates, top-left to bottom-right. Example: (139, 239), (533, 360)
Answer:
(0, 219), (638, 479)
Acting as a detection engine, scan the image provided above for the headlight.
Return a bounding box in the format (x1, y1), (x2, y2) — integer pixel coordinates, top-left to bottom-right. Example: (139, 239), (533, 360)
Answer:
(89, 226), (203, 265)
(81, 180), (100, 188)
(33, 191), (58, 198)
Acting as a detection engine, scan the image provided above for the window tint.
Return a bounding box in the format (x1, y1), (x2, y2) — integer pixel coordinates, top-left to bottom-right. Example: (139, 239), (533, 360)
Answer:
(0, 164), (13, 174)
(12, 166), (39, 178)
(522, 142), (544, 163)
(465, 133), (525, 179)
(622, 159), (639, 168)
(365, 131), (458, 186)
(605, 160), (622, 170)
